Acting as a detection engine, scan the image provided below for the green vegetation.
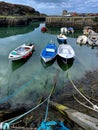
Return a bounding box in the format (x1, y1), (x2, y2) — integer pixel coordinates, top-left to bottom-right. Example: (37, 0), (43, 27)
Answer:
(93, 17), (98, 22)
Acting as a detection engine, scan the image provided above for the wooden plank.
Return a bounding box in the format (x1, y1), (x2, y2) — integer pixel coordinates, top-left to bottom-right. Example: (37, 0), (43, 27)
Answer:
(50, 101), (98, 130)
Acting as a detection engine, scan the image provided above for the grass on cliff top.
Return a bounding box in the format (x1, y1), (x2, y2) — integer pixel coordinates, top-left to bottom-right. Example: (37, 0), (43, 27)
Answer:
(0, 15), (40, 19)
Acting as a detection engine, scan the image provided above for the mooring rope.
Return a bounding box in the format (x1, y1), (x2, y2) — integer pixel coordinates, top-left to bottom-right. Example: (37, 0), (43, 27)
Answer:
(85, 95), (98, 102)
(66, 61), (98, 112)
(73, 94), (98, 112)
(1, 84), (55, 130)
(44, 85), (55, 121)
(1, 97), (48, 130)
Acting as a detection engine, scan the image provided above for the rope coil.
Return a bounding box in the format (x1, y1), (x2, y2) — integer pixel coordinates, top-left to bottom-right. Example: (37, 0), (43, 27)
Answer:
(0, 123), (10, 130)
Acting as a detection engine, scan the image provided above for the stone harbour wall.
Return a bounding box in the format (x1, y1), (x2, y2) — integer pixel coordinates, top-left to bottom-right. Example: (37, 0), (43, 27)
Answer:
(46, 16), (98, 32)
(0, 17), (29, 27)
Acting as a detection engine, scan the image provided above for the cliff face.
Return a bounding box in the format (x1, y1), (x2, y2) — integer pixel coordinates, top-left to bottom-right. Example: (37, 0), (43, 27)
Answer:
(0, 2), (46, 27)
(0, 1), (40, 16)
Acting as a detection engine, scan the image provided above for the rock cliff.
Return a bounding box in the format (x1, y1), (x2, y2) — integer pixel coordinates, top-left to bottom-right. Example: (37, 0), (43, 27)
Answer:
(0, 1), (40, 16)
(0, 1), (46, 26)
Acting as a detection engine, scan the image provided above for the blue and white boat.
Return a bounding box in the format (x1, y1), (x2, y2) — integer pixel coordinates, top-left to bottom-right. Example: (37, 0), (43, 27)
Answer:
(40, 42), (57, 63)
(57, 33), (67, 44)
(67, 27), (74, 34)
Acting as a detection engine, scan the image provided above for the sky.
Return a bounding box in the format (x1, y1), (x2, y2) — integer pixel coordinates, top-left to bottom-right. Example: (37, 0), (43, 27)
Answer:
(0, 0), (98, 15)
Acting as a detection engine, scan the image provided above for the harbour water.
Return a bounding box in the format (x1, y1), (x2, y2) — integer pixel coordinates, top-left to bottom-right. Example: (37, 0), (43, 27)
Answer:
(0, 22), (98, 108)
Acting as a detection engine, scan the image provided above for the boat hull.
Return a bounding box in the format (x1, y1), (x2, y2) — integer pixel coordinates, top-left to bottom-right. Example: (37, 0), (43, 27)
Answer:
(57, 38), (67, 44)
(9, 51), (33, 61)
(57, 34), (67, 44)
(41, 58), (56, 68)
(41, 56), (55, 63)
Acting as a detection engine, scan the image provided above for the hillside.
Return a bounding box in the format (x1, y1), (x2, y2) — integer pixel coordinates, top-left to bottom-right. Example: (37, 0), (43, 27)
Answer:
(0, 1), (46, 27)
(0, 1), (41, 16)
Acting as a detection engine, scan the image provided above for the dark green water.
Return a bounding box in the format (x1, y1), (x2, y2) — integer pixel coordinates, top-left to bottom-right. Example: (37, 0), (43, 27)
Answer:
(0, 22), (98, 107)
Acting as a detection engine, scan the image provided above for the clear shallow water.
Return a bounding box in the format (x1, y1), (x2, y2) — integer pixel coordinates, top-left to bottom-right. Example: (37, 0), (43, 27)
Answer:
(0, 22), (98, 107)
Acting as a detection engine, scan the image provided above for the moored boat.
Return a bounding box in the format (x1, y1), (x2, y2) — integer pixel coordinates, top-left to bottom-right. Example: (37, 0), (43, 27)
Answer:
(88, 33), (98, 46)
(67, 27), (74, 34)
(41, 27), (48, 33)
(60, 27), (68, 34)
(8, 43), (35, 61)
(83, 26), (95, 35)
(76, 35), (88, 45)
(40, 42), (57, 63)
(57, 44), (75, 62)
(57, 33), (67, 44)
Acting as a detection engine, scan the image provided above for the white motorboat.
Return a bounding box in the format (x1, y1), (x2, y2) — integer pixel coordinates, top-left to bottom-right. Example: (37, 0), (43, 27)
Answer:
(83, 26), (92, 35)
(88, 33), (98, 46)
(57, 44), (75, 60)
(60, 27), (68, 34)
(77, 35), (88, 45)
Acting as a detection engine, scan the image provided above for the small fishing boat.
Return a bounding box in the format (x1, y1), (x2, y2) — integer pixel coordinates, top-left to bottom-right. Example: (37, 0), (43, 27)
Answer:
(88, 33), (98, 46)
(8, 43), (35, 61)
(67, 27), (74, 34)
(41, 27), (48, 33)
(83, 26), (94, 35)
(57, 44), (75, 61)
(40, 42), (57, 63)
(57, 33), (67, 44)
(76, 35), (88, 45)
(60, 27), (68, 34)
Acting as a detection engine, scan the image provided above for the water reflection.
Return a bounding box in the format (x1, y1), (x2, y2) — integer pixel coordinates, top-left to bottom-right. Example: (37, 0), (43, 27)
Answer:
(46, 27), (60, 35)
(57, 56), (74, 71)
(57, 38), (67, 44)
(47, 26), (82, 38)
(0, 22), (40, 38)
(40, 58), (56, 68)
(11, 58), (30, 71)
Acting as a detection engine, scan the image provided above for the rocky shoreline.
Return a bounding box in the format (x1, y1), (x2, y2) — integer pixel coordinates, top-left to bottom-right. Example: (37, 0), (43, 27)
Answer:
(0, 69), (98, 129)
